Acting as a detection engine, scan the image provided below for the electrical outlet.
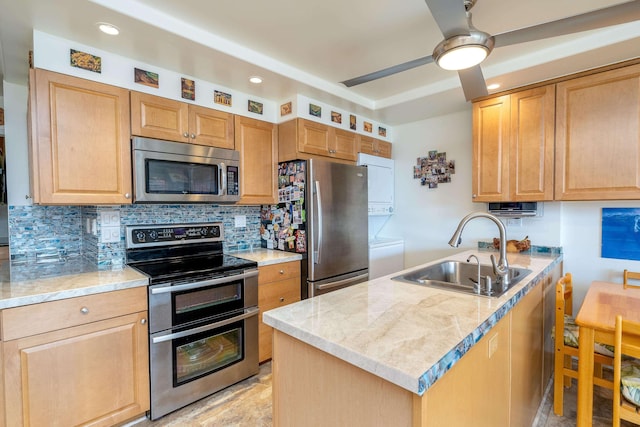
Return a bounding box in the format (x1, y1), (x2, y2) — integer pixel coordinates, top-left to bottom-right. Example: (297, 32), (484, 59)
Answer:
(101, 226), (120, 243)
(506, 218), (522, 227)
(234, 215), (247, 228)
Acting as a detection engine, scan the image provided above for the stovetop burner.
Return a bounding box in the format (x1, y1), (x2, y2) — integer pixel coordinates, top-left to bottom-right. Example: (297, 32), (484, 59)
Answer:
(124, 222), (257, 284)
(130, 253), (257, 283)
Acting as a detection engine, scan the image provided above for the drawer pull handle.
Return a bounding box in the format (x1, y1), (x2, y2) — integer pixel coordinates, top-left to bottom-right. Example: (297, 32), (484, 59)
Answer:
(279, 297), (285, 302)
(80, 307), (89, 314)
(279, 270), (285, 274)
(141, 318), (147, 325)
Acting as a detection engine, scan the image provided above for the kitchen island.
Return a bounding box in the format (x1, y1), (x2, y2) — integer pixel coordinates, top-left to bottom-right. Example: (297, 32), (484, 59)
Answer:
(263, 249), (562, 427)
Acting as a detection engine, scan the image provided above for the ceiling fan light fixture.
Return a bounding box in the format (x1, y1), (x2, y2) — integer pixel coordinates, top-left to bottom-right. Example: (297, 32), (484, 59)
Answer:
(433, 31), (494, 71)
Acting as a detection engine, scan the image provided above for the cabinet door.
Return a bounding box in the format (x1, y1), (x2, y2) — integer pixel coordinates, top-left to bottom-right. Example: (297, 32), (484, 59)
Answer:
(3, 311), (149, 427)
(235, 116), (277, 204)
(297, 119), (332, 156)
(556, 64), (640, 200)
(472, 95), (510, 202)
(130, 91), (189, 142)
(423, 315), (510, 427)
(189, 105), (234, 149)
(510, 86), (555, 201)
(358, 135), (376, 155)
(375, 140), (392, 158)
(510, 283), (543, 427)
(32, 69), (132, 204)
(332, 128), (357, 161)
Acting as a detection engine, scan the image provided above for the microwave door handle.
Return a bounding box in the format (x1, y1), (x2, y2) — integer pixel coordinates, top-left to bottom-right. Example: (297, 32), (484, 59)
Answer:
(219, 162), (227, 196)
(315, 180), (322, 265)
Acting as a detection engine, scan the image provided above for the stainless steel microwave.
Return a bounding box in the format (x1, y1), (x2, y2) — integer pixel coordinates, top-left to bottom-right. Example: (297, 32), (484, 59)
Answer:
(132, 137), (240, 203)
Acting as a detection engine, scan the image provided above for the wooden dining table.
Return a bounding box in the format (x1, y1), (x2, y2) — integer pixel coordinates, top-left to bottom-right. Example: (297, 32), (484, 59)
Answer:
(575, 280), (640, 426)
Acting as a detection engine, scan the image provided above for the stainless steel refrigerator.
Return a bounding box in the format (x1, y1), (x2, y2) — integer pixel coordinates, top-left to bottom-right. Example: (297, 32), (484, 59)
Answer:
(306, 158), (369, 297)
(260, 158), (369, 298)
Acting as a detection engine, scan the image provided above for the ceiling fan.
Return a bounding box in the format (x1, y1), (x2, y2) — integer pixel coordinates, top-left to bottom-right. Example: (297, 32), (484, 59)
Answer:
(341, 0), (640, 101)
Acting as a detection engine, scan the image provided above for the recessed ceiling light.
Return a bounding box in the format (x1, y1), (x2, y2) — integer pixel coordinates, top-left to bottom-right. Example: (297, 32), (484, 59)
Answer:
(487, 83), (500, 90)
(249, 76), (263, 84)
(97, 22), (120, 36)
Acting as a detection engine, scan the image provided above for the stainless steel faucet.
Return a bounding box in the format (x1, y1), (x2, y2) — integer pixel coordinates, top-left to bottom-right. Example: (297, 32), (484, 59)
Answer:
(449, 212), (510, 286)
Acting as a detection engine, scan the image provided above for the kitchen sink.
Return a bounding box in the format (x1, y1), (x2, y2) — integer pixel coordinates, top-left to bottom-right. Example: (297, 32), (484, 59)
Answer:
(391, 260), (532, 298)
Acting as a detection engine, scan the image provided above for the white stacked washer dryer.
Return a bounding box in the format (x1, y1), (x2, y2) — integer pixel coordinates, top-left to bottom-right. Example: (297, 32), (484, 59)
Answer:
(357, 153), (405, 279)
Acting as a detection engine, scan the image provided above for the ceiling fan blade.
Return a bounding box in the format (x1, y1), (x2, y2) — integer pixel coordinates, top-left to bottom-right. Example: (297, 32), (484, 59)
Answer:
(341, 55), (434, 87)
(494, 1), (640, 48)
(424, 0), (470, 38)
(458, 66), (488, 101)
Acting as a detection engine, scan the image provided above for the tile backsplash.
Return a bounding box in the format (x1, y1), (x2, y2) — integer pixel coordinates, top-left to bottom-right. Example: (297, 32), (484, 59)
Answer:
(9, 204), (262, 268)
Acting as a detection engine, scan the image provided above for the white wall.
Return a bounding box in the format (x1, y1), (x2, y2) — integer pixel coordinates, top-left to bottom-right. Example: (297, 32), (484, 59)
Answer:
(379, 108), (640, 310)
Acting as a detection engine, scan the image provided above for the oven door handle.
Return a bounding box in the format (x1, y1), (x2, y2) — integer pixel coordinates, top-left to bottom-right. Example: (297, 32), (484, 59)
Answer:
(150, 269), (259, 295)
(151, 306), (259, 344)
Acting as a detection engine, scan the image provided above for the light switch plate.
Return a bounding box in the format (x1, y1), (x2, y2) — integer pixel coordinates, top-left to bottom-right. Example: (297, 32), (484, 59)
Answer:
(100, 210), (120, 227)
(101, 226), (120, 243)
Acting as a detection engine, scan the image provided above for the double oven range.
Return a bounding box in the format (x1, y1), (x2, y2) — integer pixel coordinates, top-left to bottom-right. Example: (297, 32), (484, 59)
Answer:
(125, 222), (259, 420)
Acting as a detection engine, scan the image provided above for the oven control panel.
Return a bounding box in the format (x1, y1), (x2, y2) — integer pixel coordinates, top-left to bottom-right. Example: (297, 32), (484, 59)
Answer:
(126, 223), (224, 248)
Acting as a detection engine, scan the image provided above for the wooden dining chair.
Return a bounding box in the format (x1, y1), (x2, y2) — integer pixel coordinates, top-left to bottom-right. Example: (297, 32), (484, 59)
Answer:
(623, 269), (640, 289)
(613, 315), (640, 426)
(554, 272), (614, 416)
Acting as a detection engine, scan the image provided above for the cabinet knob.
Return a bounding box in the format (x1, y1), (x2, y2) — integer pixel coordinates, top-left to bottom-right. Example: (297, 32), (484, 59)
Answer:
(472, 194), (477, 198)
(141, 318), (147, 325)
(279, 297), (285, 302)
(124, 193), (131, 199)
(183, 132), (189, 138)
(191, 134), (196, 139)
(279, 269), (285, 275)
(80, 307), (89, 314)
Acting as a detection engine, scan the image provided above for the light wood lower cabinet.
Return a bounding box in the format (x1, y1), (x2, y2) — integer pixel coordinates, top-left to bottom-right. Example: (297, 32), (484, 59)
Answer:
(1, 288), (149, 427)
(272, 271), (555, 426)
(258, 261), (300, 362)
(510, 282), (543, 427)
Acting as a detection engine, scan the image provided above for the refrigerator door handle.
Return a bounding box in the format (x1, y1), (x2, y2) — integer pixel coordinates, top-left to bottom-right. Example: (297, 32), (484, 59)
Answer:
(316, 273), (369, 291)
(315, 180), (322, 264)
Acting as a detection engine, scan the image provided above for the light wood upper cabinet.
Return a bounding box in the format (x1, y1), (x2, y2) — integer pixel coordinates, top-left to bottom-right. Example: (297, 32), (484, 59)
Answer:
(279, 118), (357, 163)
(555, 63), (640, 200)
(131, 91), (234, 148)
(472, 85), (555, 202)
(2, 287), (149, 427)
(30, 69), (132, 205)
(358, 135), (392, 158)
(235, 116), (278, 205)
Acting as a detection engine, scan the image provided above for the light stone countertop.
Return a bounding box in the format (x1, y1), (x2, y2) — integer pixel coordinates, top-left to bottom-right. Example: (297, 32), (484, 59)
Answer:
(0, 260), (149, 310)
(232, 248), (303, 266)
(263, 249), (562, 396)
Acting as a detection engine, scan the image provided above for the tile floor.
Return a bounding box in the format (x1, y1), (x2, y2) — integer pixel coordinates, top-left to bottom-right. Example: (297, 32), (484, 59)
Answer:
(130, 362), (629, 426)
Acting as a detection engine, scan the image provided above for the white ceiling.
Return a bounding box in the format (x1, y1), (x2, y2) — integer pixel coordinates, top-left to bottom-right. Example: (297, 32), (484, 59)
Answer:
(0, 0), (639, 125)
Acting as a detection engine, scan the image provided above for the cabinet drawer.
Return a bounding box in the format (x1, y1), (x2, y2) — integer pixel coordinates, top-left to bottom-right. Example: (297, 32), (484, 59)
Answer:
(259, 277), (301, 312)
(259, 261), (300, 284)
(2, 287), (147, 341)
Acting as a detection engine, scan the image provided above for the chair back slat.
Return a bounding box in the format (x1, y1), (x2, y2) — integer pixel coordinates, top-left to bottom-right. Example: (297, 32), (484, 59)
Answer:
(613, 315), (640, 426)
(623, 269), (640, 290)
